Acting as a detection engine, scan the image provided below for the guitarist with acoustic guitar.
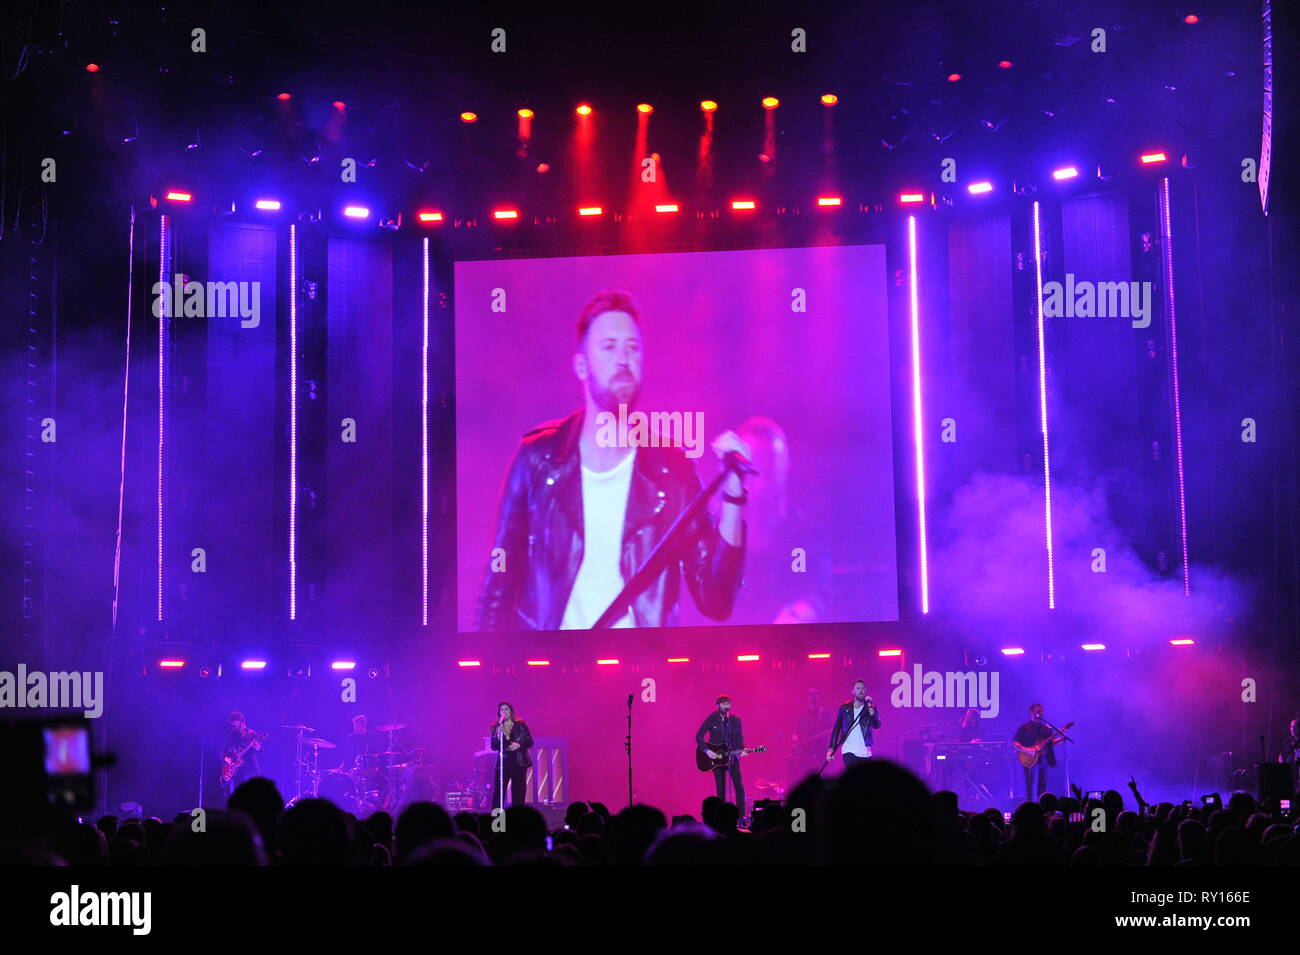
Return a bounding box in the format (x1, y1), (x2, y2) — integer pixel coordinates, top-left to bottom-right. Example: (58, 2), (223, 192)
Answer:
(220, 711), (266, 796)
(695, 696), (748, 816)
(1012, 703), (1073, 802)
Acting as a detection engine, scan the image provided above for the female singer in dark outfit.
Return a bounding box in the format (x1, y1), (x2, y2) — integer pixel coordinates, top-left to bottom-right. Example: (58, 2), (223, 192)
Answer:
(490, 702), (534, 809)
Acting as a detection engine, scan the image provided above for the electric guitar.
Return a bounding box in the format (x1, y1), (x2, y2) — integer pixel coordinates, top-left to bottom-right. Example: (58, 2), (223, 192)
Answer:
(696, 745), (767, 772)
(1014, 722), (1073, 768)
(221, 731), (267, 787)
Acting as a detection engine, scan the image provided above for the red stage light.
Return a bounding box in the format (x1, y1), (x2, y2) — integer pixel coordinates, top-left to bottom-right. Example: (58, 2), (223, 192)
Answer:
(85, 63), (100, 73)
(164, 191), (192, 202)
(575, 104), (593, 116)
(761, 96), (779, 110)
(816, 196), (842, 207)
(416, 211), (444, 223)
(807, 652), (831, 660)
(518, 108), (534, 119)
(820, 93), (838, 106)
(730, 199), (756, 210)
(596, 658), (620, 666)
(1184, 14), (1199, 24)
(700, 100), (718, 112)
(332, 100), (346, 110)
(997, 60), (1014, 69)
(526, 660), (550, 666)
(1140, 151), (1168, 164)
(878, 648), (903, 657)
(654, 203), (679, 213)
(460, 111), (477, 124)
(947, 73), (962, 82)
(276, 92), (291, 101)
(667, 657), (690, 663)
(737, 654), (760, 662)
(492, 209), (519, 220)
(898, 192), (926, 204)
(578, 206), (603, 216)
(457, 660), (481, 667)
(535, 163), (550, 174)
(158, 659), (186, 669)
(636, 103), (653, 114)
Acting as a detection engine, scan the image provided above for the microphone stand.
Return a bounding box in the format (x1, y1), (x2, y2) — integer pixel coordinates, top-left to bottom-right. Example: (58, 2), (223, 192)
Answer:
(1040, 718), (1075, 795)
(626, 694), (634, 808)
(496, 720), (506, 815)
(590, 454), (752, 630)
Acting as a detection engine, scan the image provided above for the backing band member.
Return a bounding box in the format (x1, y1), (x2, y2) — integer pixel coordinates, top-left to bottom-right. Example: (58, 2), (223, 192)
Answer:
(1012, 703), (1061, 801)
(221, 711), (262, 794)
(696, 695), (746, 815)
(490, 702), (533, 809)
(476, 290), (749, 631)
(1279, 718), (1300, 765)
(826, 681), (881, 767)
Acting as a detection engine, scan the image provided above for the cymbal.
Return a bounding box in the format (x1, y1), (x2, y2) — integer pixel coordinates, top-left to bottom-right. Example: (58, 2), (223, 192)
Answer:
(375, 722), (407, 732)
(376, 750), (404, 757)
(302, 737), (336, 749)
(281, 724), (315, 732)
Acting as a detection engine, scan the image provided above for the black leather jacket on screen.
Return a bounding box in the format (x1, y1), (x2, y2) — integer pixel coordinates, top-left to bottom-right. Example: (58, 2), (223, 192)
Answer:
(475, 409), (745, 631)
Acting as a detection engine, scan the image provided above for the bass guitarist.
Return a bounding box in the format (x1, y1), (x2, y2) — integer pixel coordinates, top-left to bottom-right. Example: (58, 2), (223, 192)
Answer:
(220, 711), (264, 796)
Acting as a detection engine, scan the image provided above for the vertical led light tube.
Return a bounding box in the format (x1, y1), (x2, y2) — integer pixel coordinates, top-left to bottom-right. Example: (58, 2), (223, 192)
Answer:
(288, 223), (298, 619)
(1158, 178), (1190, 595)
(1032, 202), (1056, 609)
(157, 215), (169, 621)
(421, 238), (430, 626)
(907, 215), (930, 614)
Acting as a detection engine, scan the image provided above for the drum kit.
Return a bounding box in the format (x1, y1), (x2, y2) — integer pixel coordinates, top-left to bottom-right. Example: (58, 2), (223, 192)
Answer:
(284, 721), (433, 814)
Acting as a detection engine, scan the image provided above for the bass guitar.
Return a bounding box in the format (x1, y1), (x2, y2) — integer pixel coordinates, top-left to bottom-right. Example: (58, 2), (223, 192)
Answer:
(221, 731), (268, 787)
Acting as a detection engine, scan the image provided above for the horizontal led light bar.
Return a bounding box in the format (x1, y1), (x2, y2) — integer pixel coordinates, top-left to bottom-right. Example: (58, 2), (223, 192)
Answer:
(1001, 647), (1025, 656)
(816, 196), (842, 207)
(492, 209), (519, 220)
(736, 654), (760, 662)
(254, 199), (281, 211)
(730, 199), (756, 210)
(240, 660), (267, 670)
(967, 181), (993, 195)
(1052, 166), (1080, 181)
(158, 659), (186, 669)
(343, 205), (369, 218)
(878, 648), (903, 658)
(164, 191), (192, 202)
(416, 211), (444, 223)
(1139, 152), (1168, 165)
(1081, 643), (1107, 652)
(330, 661), (356, 670)
(807, 652), (831, 660)
(457, 660), (481, 668)
(654, 203), (679, 213)
(595, 658), (620, 666)
(578, 206), (603, 216)
(899, 192), (926, 204)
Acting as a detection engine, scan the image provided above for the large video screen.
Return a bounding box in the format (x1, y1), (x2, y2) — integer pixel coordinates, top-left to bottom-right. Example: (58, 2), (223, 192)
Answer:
(455, 245), (898, 632)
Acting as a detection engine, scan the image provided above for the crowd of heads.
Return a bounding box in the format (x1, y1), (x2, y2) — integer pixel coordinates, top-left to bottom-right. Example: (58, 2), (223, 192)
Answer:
(3, 759), (1298, 866)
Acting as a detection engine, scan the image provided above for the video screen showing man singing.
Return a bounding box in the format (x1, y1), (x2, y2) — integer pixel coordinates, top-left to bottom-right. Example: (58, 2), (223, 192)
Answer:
(475, 291), (750, 630)
(455, 246), (899, 633)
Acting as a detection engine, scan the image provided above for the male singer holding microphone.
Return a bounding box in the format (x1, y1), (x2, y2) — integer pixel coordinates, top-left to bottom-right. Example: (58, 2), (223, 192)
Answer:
(826, 681), (882, 767)
(476, 290), (749, 630)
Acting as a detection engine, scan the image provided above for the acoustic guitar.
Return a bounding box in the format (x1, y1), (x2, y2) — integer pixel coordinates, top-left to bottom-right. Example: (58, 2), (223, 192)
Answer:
(696, 745), (767, 772)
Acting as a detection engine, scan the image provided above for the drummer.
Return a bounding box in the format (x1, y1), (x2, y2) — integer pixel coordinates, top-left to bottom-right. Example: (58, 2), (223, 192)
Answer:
(337, 714), (388, 773)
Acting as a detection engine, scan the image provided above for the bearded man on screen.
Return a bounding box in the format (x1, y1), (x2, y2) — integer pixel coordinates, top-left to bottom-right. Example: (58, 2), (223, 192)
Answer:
(476, 290), (749, 631)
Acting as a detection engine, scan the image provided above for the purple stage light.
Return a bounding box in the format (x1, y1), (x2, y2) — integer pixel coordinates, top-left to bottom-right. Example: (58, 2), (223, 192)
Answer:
(1001, 647), (1025, 656)
(254, 199), (281, 211)
(907, 216), (930, 613)
(158, 659), (185, 669)
(1159, 177), (1191, 596)
(967, 181), (993, 195)
(343, 205), (369, 219)
(421, 237), (430, 626)
(1081, 643), (1106, 651)
(1051, 166), (1079, 181)
(289, 223), (298, 619)
(330, 661), (357, 670)
(1032, 202), (1056, 610)
(240, 660), (267, 670)
(157, 216), (169, 622)
(1170, 638), (1195, 646)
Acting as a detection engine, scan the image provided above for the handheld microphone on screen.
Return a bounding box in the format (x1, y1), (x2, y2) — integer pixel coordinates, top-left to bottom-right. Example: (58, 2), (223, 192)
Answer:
(723, 450), (759, 477)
